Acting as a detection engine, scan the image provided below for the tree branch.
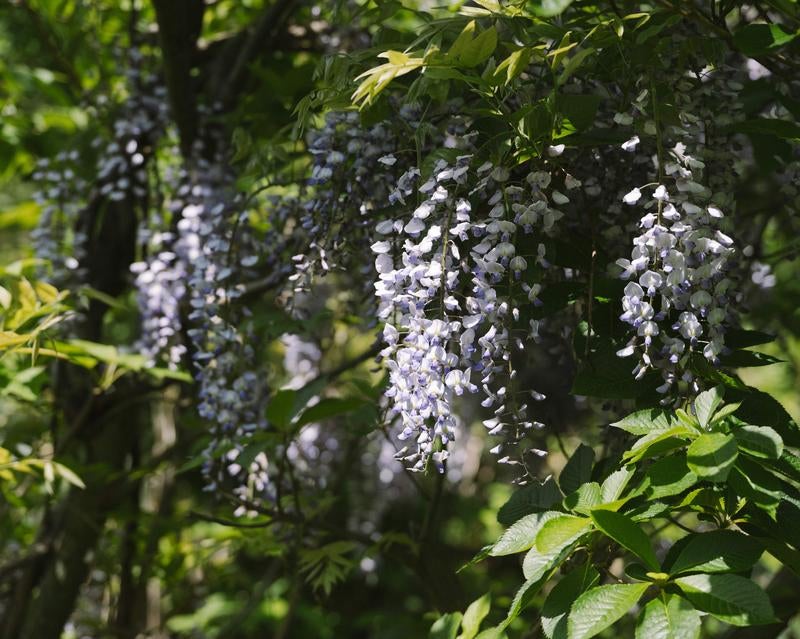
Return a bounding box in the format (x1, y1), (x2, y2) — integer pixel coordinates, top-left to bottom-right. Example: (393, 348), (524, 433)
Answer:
(151, 0), (205, 155)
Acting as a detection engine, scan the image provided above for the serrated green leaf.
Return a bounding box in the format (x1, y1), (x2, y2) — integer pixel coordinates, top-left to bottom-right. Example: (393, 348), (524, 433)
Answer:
(567, 583), (649, 639)
(675, 574), (776, 626)
(694, 386), (724, 428)
(728, 458), (784, 516)
(686, 433), (738, 482)
(430, 612), (463, 639)
(624, 426), (694, 463)
(709, 402), (741, 424)
(611, 409), (678, 435)
(459, 593), (491, 639)
(560, 444), (595, 494)
(497, 476), (562, 525)
(733, 425), (783, 459)
(536, 515), (591, 553)
(635, 595), (700, 639)
(600, 467), (634, 503)
(542, 564), (600, 639)
(564, 482), (602, 514)
(491, 511), (561, 556)
(639, 454), (697, 500)
(668, 531), (763, 575)
(523, 537), (579, 581)
(591, 509), (659, 571)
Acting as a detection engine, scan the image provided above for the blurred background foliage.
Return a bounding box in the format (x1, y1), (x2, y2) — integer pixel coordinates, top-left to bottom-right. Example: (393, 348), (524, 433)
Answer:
(0, 1), (799, 638)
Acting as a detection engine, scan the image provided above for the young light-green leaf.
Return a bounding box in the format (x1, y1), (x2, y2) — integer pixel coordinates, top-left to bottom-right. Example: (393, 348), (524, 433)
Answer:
(430, 612), (463, 639)
(536, 515), (591, 553)
(567, 583), (649, 639)
(694, 386), (724, 428)
(459, 593), (491, 639)
(590, 509), (659, 571)
(686, 433), (738, 482)
(491, 511), (560, 556)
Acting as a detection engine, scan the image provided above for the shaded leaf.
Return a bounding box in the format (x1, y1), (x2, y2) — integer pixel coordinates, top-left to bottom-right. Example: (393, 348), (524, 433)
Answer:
(668, 530), (763, 575)
(591, 509), (659, 571)
(675, 574), (776, 626)
(541, 564), (600, 639)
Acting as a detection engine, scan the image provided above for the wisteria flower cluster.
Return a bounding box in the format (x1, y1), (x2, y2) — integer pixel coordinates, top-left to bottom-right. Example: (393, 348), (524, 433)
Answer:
(374, 154), (567, 472)
(289, 110), (406, 302)
(616, 141), (737, 398)
(33, 50), (168, 293)
(131, 145), (272, 502)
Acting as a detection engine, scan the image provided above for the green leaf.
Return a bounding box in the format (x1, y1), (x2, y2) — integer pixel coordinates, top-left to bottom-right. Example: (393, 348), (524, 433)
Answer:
(611, 409), (678, 435)
(523, 537), (579, 580)
(493, 48), (534, 85)
(447, 21), (498, 68)
(694, 386), (724, 428)
(491, 511), (560, 556)
(600, 468), (634, 503)
(294, 397), (369, 427)
(734, 389), (800, 448)
(675, 574), (776, 626)
(459, 594), (491, 639)
(559, 94), (602, 133)
(686, 433), (738, 482)
(668, 531), (763, 575)
(591, 509), (659, 571)
(725, 329), (775, 349)
(728, 458), (784, 515)
(497, 569), (552, 630)
(567, 583), (649, 639)
(52, 462), (85, 489)
(541, 564), (600, 639)
(733, 23), (797, 57)
(640, 455), (697, 500)
(732, 118), (800, 141)
(497, 477), (562, 525)
(635, 595), (700, 639)
(733, 425), (783, 459)
(564, 482), (602, 514)
(560, 444), (595, 494)
(430, 612), (463, 639)
(624, 426), (694, 464)
(709, 402), (741, 424)
(536, 515), (591, 553)
(526, 0), (574, 17)
(721, 350), (782, 368)
(265, 389), (298, 429)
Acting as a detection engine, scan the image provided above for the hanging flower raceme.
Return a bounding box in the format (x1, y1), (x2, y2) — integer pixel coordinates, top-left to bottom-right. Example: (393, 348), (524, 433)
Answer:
(33, 49), (168, 292)
(374, 154), (558, 472)
(289, 110), (407, 302)
(616, 141), (737, 399)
